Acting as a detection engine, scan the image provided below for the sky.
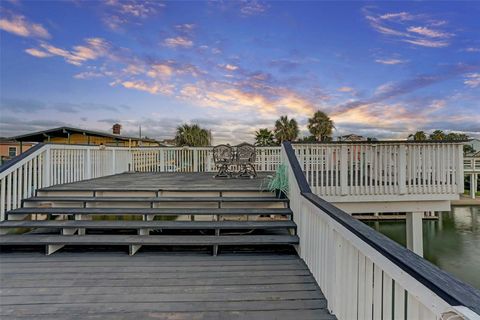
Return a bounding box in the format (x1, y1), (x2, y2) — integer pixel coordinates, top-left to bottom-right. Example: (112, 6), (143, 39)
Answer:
(0, 0), (479, 144)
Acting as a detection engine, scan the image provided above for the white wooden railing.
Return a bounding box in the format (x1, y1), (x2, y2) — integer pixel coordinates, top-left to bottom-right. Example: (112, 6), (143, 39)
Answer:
(0, 142), (465, 221)
(294, 142), (464, 198)
(464, 156), (480, 173)
(282, 142), (480, 320)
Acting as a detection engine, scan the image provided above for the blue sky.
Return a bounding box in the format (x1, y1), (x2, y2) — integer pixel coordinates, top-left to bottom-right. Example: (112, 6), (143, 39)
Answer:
(1, 0), (479, 143)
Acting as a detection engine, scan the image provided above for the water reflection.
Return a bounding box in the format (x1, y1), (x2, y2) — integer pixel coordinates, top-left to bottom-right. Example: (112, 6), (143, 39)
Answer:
(365, 206), (480, 289)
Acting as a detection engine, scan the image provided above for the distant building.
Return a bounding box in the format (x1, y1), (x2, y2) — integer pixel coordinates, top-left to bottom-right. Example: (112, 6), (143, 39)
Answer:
(8, 126), (160, 147)
(0, 139), (36, 165)
(337, 134), (367, 142)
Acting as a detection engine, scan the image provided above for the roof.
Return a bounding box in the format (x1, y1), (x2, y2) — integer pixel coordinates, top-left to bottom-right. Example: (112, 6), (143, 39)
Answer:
(9, 127), (158, 143)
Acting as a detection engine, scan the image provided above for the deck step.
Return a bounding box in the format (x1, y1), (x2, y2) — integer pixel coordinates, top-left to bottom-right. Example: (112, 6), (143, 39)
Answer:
(0, 234), (299, 246)
(23, 196), (288, 203)
(7, 208), (292, 216)
(0, 220), (296, 230)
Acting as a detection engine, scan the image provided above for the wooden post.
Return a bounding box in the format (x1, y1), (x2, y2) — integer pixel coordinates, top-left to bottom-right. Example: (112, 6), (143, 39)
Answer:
(398, 145), (406, 195)
(406, 211), (423, 256)
(471, 173), (476, 199)
(456, 145), (464, 194)
(340, 145), (348, 196)
(85, 149), (92, 179)
(159, 149), (165, 172)
(43, 147), (51, 187)
(111, 149), (116, 175)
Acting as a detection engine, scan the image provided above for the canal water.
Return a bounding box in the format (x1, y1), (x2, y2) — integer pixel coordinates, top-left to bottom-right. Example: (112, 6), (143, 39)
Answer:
(365, 206), (480, 290)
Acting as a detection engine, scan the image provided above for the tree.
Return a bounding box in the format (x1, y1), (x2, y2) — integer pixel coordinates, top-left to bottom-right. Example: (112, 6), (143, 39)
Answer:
(254, 128), (276, 146)
(307, 111), (335, 142)
(274, 116), (299, 143)
(174, 124), (211, 147)
(445, 132), (469, 141)
(429, 130), (446, 141)
(297, 135), (317, 143)
(408, 131), (427, 141)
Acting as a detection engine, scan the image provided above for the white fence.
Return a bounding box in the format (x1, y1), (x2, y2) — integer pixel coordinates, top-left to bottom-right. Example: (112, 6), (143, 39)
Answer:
(0, 142), (465, 221)
(464, 156), (480, 173)
(282, 142), (480, 320)
(294, 143), (464, 197)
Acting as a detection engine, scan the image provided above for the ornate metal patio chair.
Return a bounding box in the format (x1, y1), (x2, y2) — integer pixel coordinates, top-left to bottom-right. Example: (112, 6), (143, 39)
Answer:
(235, 143), (257, 178)
(213, 144), (234, 178)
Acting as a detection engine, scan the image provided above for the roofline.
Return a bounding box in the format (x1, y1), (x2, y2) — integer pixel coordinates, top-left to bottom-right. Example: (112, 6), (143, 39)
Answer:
(9, 126), (158, 143)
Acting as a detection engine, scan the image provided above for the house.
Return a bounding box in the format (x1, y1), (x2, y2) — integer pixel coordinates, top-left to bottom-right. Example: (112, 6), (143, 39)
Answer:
(337, 134), (366, 142)
(8, 124), (160, 147)
(464, 138), (480, 154)
(0, 139), (36, 165)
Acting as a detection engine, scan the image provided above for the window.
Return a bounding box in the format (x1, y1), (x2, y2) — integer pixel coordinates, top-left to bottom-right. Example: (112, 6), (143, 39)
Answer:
(8, 147), (17, 158)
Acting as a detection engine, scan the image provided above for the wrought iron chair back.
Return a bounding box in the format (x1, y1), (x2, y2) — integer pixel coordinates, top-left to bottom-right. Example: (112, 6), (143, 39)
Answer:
(235, 143), (257, 178)
(213, 144), (234, 177)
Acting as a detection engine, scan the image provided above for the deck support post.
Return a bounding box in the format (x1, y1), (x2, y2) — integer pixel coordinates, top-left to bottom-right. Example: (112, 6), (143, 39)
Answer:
(46, 244), (63, 255)
(213, 228), (220, 256)
(471, 173), (476, 199)
(406, 211), (423, 256)
(129, 244), (141, 255)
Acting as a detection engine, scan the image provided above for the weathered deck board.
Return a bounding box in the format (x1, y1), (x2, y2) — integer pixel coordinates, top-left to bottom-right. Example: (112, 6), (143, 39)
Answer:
(0, 252), (335, 320)
(41, 172), (272, 191)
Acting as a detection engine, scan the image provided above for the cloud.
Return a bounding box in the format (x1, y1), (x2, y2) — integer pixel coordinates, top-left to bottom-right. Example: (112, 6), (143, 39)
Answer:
(379, 12), (415, 21)
(464, 73), (480, 88)
(0, 98), (46, 113)
(403, 38), (449, 48)
(239, 0), (269, 16)
(120, 80), (174, 95)
(146, 63), (174, 78)
(337, 87), (355, 93)
(175, 23), (195, 33)
(26, 38), (110, 66)
(375, 58), (408, 65)
(25, 48), (52, 58)
(223, 64), (239, 71)
(407, 26), (453, 38)
(464, 47), (480, 53)
(364, 8), (454, 48)
(0, 13), (50, 38)
(333, 63), (480, 116)
(163, 36), (193, 48)
(103, 0), (165, 31)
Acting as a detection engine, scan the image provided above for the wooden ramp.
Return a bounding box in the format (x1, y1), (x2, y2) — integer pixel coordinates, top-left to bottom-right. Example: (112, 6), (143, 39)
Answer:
(0, 252), (335, 320)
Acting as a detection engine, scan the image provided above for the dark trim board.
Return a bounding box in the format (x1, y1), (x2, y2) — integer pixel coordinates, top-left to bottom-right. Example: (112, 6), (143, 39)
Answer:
(7, 207), (292, 216)
(0, 234), (300, 246)
(0, 143), (44, 173)
(23, 196), (288, 203)
(282, 141), (480, 315)
(0, 220), (297, 230)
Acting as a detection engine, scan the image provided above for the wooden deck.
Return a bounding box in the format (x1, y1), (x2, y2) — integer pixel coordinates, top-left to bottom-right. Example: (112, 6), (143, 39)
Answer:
(0, 251), (335, 320)
(42, 172), (272, 191)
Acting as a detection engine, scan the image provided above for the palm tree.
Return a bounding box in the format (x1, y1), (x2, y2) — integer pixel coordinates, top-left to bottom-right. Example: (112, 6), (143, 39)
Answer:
(175, 124), (211, 147)
(307, 111), (334, 142)
(429, 130), (445, 141)
(274, 116), (299, 143)
(408, 131), (427, 141)
(254, 128), (275, 146)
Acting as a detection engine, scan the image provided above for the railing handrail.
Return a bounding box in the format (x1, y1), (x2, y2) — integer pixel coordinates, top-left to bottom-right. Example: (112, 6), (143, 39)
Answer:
(282, 141), (480, 316)
(0, 143), (46, 175)
(292, 140), (468, 145)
